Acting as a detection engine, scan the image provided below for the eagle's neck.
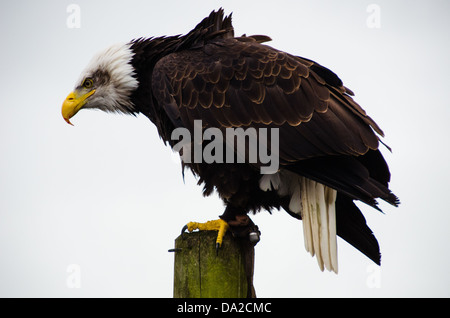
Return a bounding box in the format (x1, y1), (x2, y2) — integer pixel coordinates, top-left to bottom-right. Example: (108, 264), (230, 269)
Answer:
(127, 36), (181, 140)
(127, 9), (234, 136)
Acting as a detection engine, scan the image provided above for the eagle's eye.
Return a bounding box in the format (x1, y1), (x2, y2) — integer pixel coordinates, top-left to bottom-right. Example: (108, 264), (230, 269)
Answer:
(82, 78), (94, 89)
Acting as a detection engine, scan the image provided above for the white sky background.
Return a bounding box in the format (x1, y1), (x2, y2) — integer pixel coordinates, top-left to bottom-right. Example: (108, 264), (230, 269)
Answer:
(0, 0), (449, 297)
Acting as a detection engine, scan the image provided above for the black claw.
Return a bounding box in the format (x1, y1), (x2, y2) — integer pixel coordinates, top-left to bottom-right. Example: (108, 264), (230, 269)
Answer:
(216, 243), (220, 255)
(181, 225), (188, 239)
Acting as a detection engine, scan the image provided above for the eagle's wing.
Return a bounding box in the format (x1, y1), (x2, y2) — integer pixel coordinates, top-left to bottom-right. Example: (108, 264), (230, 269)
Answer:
(151, 36), (397, 208)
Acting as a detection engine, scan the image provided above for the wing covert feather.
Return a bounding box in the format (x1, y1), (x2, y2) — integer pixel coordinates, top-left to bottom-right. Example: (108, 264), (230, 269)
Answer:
(152, 38), (383, 162)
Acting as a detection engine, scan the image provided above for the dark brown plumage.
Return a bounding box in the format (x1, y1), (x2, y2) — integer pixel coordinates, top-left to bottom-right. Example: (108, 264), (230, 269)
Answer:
(64, 8), (399, 268)
(126, 9), (399, 265)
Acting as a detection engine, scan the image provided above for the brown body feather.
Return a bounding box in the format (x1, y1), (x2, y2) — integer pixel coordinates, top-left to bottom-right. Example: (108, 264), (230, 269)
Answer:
(129, 9), (399, 265)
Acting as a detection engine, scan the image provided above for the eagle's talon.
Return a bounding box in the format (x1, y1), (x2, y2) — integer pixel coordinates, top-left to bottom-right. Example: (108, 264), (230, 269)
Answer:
(180, 219), (229, 249)
(216, 243), (221, 255)
(181, 224), (188, 239)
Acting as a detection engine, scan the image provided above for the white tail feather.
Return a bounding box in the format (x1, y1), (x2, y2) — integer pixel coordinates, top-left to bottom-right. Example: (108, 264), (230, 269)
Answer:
(325, 186), (338, 272)
(259, 170), (338, 273)
(301, 177), (338, 273)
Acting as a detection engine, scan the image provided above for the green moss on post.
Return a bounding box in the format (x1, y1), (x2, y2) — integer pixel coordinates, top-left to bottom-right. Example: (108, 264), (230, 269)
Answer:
(173, 231), (254, 298)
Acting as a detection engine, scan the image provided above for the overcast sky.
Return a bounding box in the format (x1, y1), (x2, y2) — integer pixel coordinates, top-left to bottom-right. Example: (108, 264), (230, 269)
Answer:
(0, 0), (449, 297)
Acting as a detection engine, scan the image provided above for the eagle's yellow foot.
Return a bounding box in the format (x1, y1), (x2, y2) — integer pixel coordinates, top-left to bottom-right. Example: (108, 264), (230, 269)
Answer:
(181, 219), (230, 251)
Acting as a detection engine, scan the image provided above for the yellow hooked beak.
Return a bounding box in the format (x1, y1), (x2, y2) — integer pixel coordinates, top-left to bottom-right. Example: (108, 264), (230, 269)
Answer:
(61, 90), (96, 125)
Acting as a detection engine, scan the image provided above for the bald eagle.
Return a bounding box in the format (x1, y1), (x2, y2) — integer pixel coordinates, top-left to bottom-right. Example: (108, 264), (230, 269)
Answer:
(62, 9), (399, 274)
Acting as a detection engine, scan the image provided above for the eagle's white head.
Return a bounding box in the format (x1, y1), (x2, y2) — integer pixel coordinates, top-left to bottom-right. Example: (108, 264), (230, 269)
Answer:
(62, 43), (138, 125)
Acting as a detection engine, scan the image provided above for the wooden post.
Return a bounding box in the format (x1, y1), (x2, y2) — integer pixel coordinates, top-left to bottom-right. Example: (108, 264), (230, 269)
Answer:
(172, 231), (255, 298)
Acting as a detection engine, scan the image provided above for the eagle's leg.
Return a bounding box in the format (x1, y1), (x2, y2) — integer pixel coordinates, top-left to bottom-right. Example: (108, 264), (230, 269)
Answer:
(181, 219), (230, 251)
(181, 204), (261, 253)
(220, 205), (261, 245)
